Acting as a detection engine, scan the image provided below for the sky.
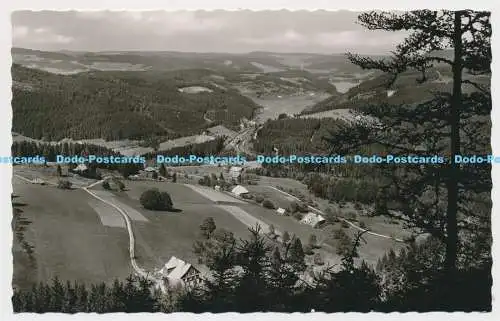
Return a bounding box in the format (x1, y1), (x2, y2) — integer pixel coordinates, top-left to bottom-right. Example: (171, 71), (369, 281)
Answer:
(11, 10), (407, 54)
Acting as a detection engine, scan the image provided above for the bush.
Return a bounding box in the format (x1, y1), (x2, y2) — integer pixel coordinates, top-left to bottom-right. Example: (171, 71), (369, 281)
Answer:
(288, 201), (309, 214)
(324, 207), (340, 224)
(140, 188), (173, 211)
(282, 231), (291, 243)
(57, 179), (72, 189)
(292, 211), (304, 221)
(102, 181), (111, 190)
(116, 180), (126, 191)
(255, 195), (265, 203)
(336, 233), (353, 256)
(313, 253), (325, 266)
(346, 211), (357, 221)
(308, 234), (318, 248)
(359, 221), (367, 229)
(262, 199), (276, 209)
(303, 244), (314, 255)
(241, 193), (252, 199)
(333, 228), (347, 240)
(354, 202), (363, 210)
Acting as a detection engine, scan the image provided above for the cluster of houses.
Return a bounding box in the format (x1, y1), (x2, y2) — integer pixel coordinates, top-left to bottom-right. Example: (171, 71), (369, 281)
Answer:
(225, 182), (326, 229)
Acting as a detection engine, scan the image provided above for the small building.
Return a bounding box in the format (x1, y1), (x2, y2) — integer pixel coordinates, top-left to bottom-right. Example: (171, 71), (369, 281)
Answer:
(31, 178), (45, 185)
(142, 166), (158, 179)
(229, 166), (243, 181)
(159, 256), (203, 289)
(231, 185), (249, 197)
(300, 212), (326, 228)
(276, 207), (286, 215)
(74, 164), (88, 172)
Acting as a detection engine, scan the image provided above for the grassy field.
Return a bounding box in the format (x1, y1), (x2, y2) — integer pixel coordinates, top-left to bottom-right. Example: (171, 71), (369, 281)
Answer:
(112, 180), (252, 271)
(12, 175), (132, 290)
(12, 164), (411, 290)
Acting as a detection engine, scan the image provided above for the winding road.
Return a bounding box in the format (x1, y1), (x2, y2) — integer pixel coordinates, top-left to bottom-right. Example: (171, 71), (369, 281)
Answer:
(82, 179), (167, 293)
(14, 173), (167, 293)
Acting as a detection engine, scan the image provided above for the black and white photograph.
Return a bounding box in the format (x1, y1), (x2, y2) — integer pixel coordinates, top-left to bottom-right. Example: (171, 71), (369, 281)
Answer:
(6, 5), (494, 314)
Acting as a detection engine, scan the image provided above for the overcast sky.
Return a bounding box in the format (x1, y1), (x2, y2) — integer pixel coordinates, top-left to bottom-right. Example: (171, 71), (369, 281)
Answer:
(11, 10), (407, 54)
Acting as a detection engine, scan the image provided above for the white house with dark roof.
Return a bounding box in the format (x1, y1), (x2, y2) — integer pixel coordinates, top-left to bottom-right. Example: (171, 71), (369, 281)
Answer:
(300, 212), (326, 228)
(158, 256), (203, 288)
(231, 185), (249, 197)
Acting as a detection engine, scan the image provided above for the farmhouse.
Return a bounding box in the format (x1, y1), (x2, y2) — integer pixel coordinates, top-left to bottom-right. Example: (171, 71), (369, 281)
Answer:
(229, 166), (243, 181)
(300, 212), (326, 228)
(231, 185), (249, 197)
(159, 256), (203, 288)
(142, 166), (158, 178)
(276, 207), (286, 215)
(204, 125), (237, 139)
(74, 164), (88, 172)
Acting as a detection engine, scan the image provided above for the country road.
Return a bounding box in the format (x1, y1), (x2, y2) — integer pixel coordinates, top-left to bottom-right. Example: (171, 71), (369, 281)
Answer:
(82, 179), (167, 293)
(13, 173), (167, 293)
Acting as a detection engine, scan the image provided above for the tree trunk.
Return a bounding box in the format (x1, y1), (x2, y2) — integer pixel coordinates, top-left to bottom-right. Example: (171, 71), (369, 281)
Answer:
(445, 10), (463, 273)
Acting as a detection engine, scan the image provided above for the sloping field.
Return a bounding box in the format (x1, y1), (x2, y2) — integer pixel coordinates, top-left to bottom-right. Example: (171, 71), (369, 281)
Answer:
(183, 184), (246, 204)
(123, 181), (214, 205)
(299, 108), (372, 123)
(216, 205), (277, 235)
(12, 176), (132, 290)
(90, 190), (149, 222)
(12, 132), (216, 157)
(87, 198), (126, 228)
(245, 185), (296, 209)
(115, 181), (252, 270)
(14, 166), (98, 188)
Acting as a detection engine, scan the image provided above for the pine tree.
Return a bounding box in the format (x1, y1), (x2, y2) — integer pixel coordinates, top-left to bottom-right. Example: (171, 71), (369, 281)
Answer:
(327, 10), (491, 275)
(234, 226), (272, 312)
(197, 228), (238, 312)
(288, 237), (306, 272)
(282, 231), (291, 243)
(159, 164), (167, 178)
(199, 217), (217, 239)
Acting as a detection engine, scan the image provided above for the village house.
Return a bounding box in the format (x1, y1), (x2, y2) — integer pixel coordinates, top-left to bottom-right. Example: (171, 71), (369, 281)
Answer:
(158, 256), (203, 289)
(276, 207), (286, 215)
(73, 163), (88, 173)
(300, 212), (326, 228)
(229, 166), (243, 182)
(231, 185), (249, 197)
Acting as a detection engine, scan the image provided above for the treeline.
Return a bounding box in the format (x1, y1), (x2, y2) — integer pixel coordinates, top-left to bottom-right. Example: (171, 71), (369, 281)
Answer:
(303, 173), (394, 206)
(11, 140), (143, 174)
(143, 136), (226, 159)
(12, 276), (161, 313)
(12, 64), (258, 140)
(12, 226), (492, 313)
(253, 118), (345, 154)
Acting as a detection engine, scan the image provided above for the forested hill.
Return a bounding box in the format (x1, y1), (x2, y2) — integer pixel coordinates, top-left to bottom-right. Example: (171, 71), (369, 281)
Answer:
(303, 66), (490, 115)
(11, 64), (259, 141)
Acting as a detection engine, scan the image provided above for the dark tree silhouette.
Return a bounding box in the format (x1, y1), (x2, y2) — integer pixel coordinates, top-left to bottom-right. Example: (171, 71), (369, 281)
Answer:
(199, 217), (217, 239)
(326, 10), (491, 276)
